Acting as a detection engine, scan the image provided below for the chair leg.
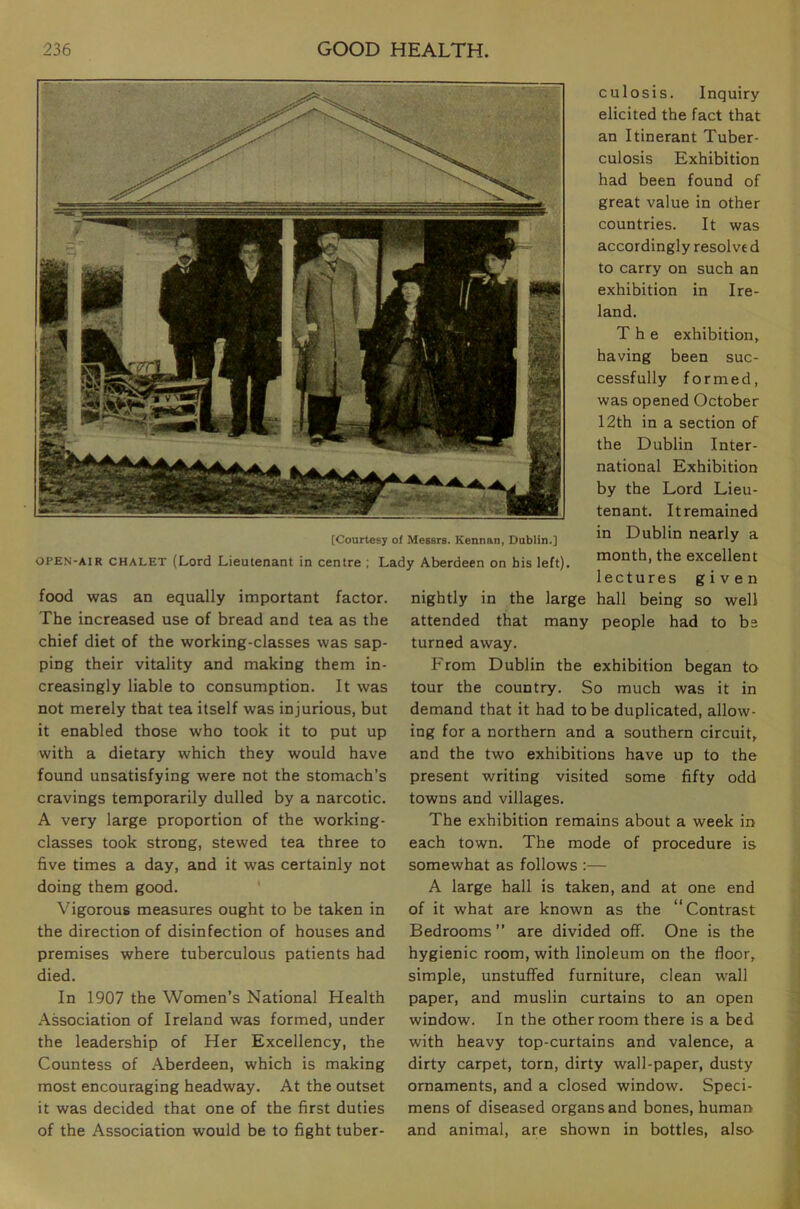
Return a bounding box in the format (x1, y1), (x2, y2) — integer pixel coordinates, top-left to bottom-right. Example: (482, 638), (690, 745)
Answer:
(98, 366), (105, 428)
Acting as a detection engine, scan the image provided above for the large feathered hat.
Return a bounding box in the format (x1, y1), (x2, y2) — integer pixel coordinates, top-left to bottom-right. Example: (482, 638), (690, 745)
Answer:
(482, 236), (516, 262)
(392, 263), (430, 286)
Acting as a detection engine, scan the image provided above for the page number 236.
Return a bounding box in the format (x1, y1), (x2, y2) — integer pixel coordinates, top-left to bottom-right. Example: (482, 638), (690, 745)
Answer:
(42, 42), (71, 55)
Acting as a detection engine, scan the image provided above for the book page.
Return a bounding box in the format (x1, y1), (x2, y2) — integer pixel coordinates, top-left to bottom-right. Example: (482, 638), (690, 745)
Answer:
(1, 1), (795, 1207)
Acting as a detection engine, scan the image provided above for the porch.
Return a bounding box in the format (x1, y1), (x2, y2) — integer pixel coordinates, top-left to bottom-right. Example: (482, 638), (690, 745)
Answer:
(66, 414), (529, 492)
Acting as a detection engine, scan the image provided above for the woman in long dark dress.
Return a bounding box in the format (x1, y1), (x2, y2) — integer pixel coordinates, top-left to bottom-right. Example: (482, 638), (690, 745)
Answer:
(458, 237), (518, 446)
(363, 264), (448, 453)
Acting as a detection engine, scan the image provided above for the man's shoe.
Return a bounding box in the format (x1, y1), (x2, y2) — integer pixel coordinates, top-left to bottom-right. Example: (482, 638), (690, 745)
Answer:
(228, 430), (242, 439)
(310, 434), (324, 447)
(324, 432), (347, 443)
(251, 425), (268, 435)
(201, 424), (217, 433)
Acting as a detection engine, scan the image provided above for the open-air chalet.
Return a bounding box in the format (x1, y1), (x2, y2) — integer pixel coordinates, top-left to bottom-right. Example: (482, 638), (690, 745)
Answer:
(56, 92), (546, 493)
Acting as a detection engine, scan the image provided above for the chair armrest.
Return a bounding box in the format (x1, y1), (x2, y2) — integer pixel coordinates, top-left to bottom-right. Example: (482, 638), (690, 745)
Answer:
(80, 361), (105, 396)
(105, 372), (153, 398)
(150, 377), (209, 395)
(127, 358), (161, 375)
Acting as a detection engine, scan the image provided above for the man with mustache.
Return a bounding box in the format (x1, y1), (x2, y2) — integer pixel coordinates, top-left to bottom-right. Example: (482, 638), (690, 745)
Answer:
(158, 233), (216, 431)
(292, 224), (361, 446)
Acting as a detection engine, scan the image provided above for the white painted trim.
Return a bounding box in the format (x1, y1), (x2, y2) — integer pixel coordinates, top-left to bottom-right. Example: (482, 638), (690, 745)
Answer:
(279, 219), (295, 447)
(513, 219), (532, 462)
(65, 217), (84, 439)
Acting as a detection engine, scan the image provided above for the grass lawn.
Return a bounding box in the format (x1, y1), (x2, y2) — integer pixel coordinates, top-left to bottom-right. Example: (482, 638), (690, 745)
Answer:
(37, 295), (561, 516)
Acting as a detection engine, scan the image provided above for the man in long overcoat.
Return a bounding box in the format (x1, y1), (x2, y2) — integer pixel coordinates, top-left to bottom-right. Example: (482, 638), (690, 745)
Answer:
(215, 236), (281, 437)
(158, 233), (216, 430)
(292, 225), (361, 444)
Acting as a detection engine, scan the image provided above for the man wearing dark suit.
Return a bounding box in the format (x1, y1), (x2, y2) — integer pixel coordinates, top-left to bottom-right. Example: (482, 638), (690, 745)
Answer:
(158, 233), (217, 431)
(215, 236), (281, 438)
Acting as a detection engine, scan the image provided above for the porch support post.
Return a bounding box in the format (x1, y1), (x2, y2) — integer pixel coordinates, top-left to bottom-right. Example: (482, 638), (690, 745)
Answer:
(279, 218), (295, 451)
(65, 213), (84, 441)
(513, 218), (532, 462)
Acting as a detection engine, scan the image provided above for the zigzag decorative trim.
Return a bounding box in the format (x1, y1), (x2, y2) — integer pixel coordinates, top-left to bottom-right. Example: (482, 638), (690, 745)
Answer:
(66, 434), (531, 492)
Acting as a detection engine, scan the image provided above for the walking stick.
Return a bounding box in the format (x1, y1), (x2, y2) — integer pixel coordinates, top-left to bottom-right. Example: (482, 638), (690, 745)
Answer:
(297, 345), (306, 432)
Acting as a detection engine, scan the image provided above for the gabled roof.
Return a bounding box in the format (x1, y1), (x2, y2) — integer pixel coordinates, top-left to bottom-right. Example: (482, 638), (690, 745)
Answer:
(57, 92), (545, 220)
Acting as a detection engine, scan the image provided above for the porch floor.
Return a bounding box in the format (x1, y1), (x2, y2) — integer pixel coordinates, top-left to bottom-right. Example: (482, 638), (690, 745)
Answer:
(66, 416), (531, 493)
(369, 484), (508, 516)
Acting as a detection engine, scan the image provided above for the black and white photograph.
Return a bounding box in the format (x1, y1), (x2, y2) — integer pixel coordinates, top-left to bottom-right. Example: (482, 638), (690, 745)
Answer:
(37, 81), (562, 517)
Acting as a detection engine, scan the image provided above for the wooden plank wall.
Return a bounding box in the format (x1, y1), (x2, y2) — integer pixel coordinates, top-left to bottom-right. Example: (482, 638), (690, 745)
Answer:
(144, 113), (496, 205)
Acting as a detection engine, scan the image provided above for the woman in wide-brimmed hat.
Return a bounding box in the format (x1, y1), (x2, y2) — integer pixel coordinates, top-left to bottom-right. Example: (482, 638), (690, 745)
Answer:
(457, 236), (517, 446)
(362, 263), (451, 453)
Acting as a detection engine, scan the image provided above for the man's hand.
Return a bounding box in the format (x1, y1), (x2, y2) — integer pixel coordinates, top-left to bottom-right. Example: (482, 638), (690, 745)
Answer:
(215, 338), (226, 354)
(297, 334), (309, 349)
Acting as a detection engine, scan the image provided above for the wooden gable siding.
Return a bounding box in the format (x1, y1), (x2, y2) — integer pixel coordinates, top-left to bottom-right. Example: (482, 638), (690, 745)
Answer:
(138, 111), (498, 205)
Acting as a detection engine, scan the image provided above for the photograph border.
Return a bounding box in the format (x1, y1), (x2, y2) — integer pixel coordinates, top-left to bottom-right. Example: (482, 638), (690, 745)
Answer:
(35, 77), (565, 520)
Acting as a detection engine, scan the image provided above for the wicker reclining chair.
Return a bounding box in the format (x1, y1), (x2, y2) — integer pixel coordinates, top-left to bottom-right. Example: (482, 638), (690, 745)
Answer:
(58, 329), (208, 436)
